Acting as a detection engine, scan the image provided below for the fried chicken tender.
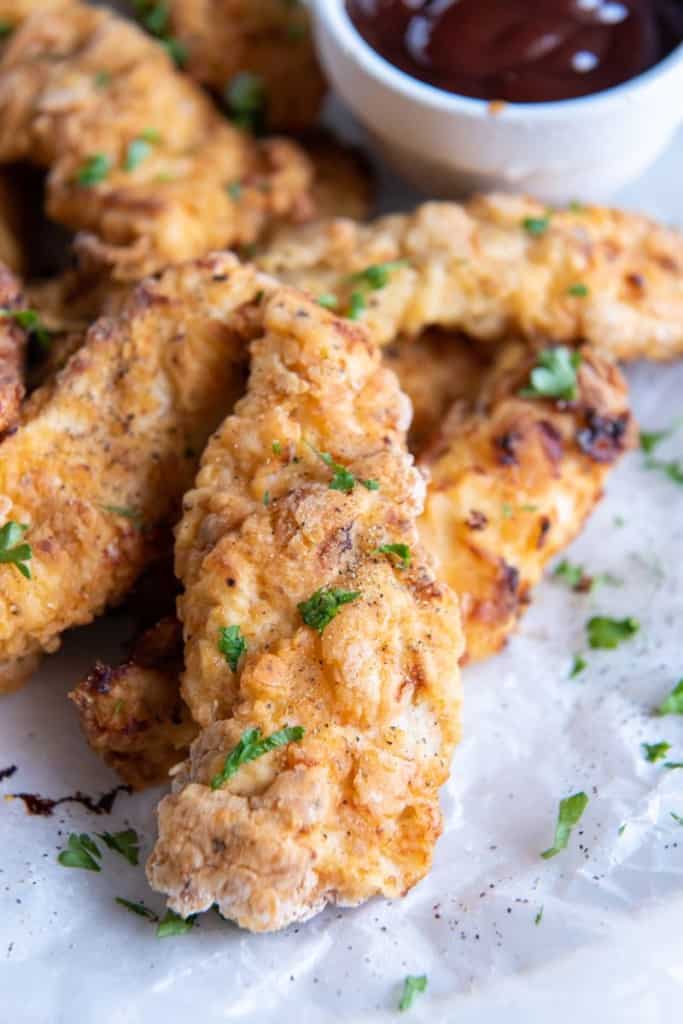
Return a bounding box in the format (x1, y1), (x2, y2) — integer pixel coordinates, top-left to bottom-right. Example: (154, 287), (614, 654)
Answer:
(0, 173), (25, 273)
(0, 2), (313, 280)
(0, 253), (272, 693)
(419, 342), (635, 662)
(164, 0), (325, 132)
(147, 288), (463, 932)
(0, 264), (28, 438)
(255, 193), (683, 361)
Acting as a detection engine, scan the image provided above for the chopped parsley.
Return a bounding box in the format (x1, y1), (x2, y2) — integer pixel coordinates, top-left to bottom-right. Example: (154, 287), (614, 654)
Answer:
(272, 440), (282, 455)
(520, 347), (581, 401)
(0, 20), (13, 37)
(311, 447), (379, 494)
(101, 504), (144, 528)
(587, 616), (639, 650)
(554, 560), (586, 589)
(645, 457), (683, 487)
(0, 521), (32, 579)
(671, 812), (683, 826)
(534, 905), (544, 926)
(639, 417), (683, 454)
(124, 130), (160, 172)
(115, 897), (159, 921)
(376, 543), (411, 569)
(348, 260), (408, 291)
(398, 974), (427, 1012)
(0, 307), (51, 350)
(94, 70), (111, 89)
(77, 153), (111, 187)
(226, 180), (242, 201)
(210, 725), (304, 790)
(363, 478), (380, 491)
(316, 293), (338, 310)
(347, 291), (366, 320)
(97, 828), (140, 866)
(522, 216), (550, 237)
(161, 36), (187, 67)
(642, 741), (671, 764)
(134, 1), (187, 66)
(263, 490), (271, 506)
(298, 587), (360, 633)
(157, 909), (196, 938)
(664, 761), (683, 771)
(218, 625), (247, 672)
(541, 792), (589, 859)
(57, 833), (102, 872)
(567, 282), (589, 297)
(570, 654), (587, 679)
(657, 678), (683, 716)
(225, 72), (267, 133)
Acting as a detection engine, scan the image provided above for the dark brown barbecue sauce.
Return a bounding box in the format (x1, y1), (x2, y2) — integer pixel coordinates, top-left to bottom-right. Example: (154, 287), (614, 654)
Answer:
(346, 1), (683, 103)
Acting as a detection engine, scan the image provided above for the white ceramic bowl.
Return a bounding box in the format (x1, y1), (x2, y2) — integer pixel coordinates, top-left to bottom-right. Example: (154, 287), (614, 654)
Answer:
(312, 0), (683, 202)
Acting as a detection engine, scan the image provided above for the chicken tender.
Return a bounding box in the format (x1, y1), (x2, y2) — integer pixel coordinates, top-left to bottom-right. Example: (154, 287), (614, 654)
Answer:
(0, 253), (271, 693)
(419, 342), (635, 662)
(0, 173), (25, 273)
(255, 193), (683, 361)
(147, 288), (463, 932)
(0, 2), (313, 280)
(163, 0), (326, 132)
(0, 264), (29, 438)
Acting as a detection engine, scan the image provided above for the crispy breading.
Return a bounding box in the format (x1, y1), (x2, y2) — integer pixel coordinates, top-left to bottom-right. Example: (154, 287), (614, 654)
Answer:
(0, 253), (270, 693)
(419, 342), (636, 662)
(69, 616), (196, 790)
(254, 193), (683, 361)
(300, 131), (375, 223)
(147, 288), (463, 932)
(0, 2), (313, 280)
(164, 0), (325, 132)
(0, 264), (28, 438)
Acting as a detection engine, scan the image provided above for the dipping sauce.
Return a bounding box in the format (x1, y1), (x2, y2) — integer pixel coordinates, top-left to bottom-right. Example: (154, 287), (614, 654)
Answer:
(346, 1), (683, 103)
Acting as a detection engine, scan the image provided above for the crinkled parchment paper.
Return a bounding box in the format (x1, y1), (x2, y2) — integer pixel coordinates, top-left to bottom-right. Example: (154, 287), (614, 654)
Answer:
(1, 126), (682, 1024)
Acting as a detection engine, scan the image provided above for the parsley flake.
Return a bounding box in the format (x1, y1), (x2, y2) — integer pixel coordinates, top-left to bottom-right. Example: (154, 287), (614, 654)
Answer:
(94, 70), (111, 89)
(541, 792), (589, 859)
(570, 654), (587, 679)
(1, 307), (51, 350)
(101, 504), (144, 528)
(554, 560), (586, 590)
(162, 36), (187, 67)
(57, 833), (102, 872)
(0, 521), (32, 579)
(311, 447), (369, 494)
(671, 812), (683, 826)
(522, 216), (550, 237)
(376, 543), (411, 569)
(520, 347), (581, 401)
(639, 417), (683, 454)
(0, 21), (13, 37)
(642, 741), (671, 764)
(263, 490), (271, 506)
(210, 725), (304, 790)
(298, 587), (360, 633)
(226, 180), (242, 201)
(225, 72), (267, 133)
(124, 132), (159, 172)
(349, 260), (408, 291)
(347, 291), (366, 320)
(98, 828), (140, 866)
(218, 625), (247, 672)
(398, 974), (427, 1012)
(664, 762), (683, 771)
(271, 440), (282, 455)
(316, 293), (338, 310)
(534, 905), (544, 926)
(115, 897), (159, 921)
(657, 679), (683, 716)
(157, 909), (196, 938)
(645, 457), (683, 487)
(363, 478), (380, 491)
(567, 282), (589, 297)
(587, 616), (639, 649)
(77, 153), (111, 187)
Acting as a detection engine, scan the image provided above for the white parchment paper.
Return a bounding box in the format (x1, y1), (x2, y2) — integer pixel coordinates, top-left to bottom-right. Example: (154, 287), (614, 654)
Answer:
(1, 125), (682, 1024)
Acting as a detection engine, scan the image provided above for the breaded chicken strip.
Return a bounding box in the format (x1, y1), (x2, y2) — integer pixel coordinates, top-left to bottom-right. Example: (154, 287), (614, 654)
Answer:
(419, 342), (635, 662)
(0, 264), (29, 438)
(0, 174), (25, 273)
(255, 193), (683, 361)
(0, 253), (271, 693)
(147, 289), (463, 931)
(163, 0), (325, 132)
(0, 2), (312, 280)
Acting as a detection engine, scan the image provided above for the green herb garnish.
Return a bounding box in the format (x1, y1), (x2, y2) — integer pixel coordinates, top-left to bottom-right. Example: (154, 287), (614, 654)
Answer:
(671, 812), (683, 825)
(520, 347), (581, 401)
(218, 625), (247, 672)
(98, 829), (140, 866)
(210, 725), (304, 790)
(657, 679), (683, 716)
(534, 905), (544, 925)
(664, 762), (683, 771)
(570, 654), (587, 679)
(94, 70), (111, 89)
(162, 36), (187, 67)
(375, 543), (411, 569)
(77, 153), (111, 186)
(298, 587), (360, 633)
(115, 897), (159, 920)
(157, 909), (196, 938)
(349, 260), (408, 291)
(0, 521), (32, 579)
(398, 974), (427, 1012)
(316, 293), (338, 310)
(263, 490), (271, 506)
(124, 131), (159, 172)
(522, 216), (550, 237)
(554, 560), (585, 589)
(225, 72), (267, 133)
(642, 741), (671, 764)
(0, 307), (51, 350)
(57, 833), (102, 872)
(567, 283), (589, 297)
(541, 792), (589, 859)
(639, 417), (683, 454)
(645, 458), (683, 486)
(101, 504), (144, 527)
(271, 440), (282, 455)
(347, 291), (366, 320)
(0, 21), (14, 38)
(311, 447), (377, 494)
(587, 616), (639, 649)
(226, 180), (242, 201)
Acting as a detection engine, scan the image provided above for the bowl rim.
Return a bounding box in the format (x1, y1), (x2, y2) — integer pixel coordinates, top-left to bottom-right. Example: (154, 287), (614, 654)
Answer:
(316, 0), (683, 121)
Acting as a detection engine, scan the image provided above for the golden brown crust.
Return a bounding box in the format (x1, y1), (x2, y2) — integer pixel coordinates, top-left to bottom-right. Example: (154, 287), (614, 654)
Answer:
(165, 0), (326, 132)
(254, 194), (683, 361)
(0, 254), (268, 692)
(0, 2), (313, 280)
(419, 342), (636, 662)
(147, 289), (463, 932)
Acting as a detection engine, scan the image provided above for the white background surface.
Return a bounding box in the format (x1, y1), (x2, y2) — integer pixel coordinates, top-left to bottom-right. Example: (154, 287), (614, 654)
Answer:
(1, 119), (682, 1023)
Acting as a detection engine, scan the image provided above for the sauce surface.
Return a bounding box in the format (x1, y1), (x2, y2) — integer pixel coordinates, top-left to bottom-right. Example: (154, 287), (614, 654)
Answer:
(347, 0), (683, 103)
